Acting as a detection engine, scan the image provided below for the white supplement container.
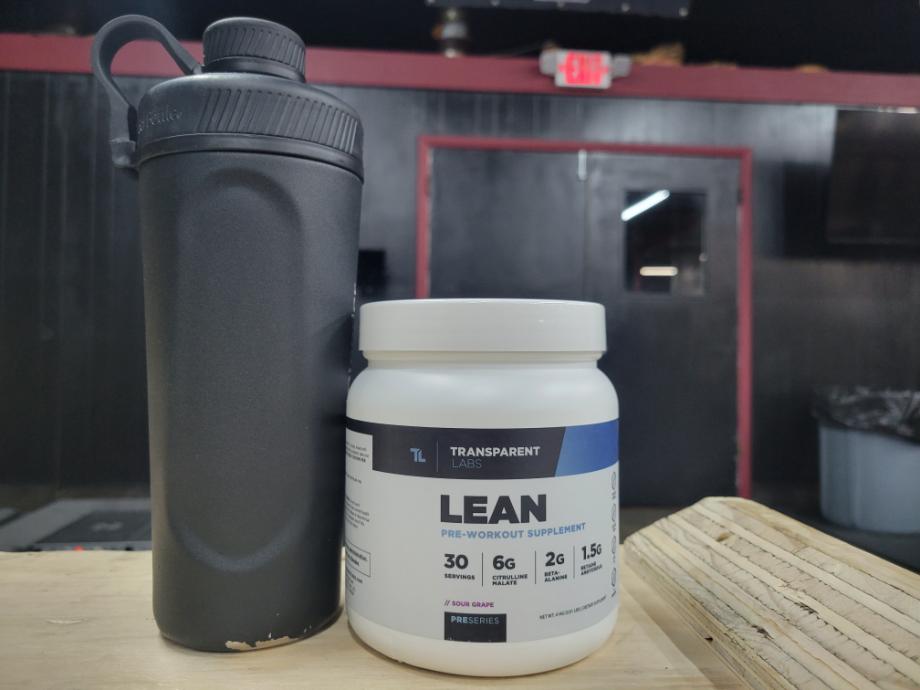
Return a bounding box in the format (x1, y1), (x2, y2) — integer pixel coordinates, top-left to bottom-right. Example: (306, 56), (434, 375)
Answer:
(344, 299), (620, 676)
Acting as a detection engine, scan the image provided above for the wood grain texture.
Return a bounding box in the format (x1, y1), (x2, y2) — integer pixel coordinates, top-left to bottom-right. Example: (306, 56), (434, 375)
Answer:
(0, 551), (743, 689)
(624, 497), (920, 690)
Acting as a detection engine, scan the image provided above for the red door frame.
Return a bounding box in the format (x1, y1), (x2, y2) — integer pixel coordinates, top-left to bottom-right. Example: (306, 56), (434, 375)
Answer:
(416, 135), (754, 498)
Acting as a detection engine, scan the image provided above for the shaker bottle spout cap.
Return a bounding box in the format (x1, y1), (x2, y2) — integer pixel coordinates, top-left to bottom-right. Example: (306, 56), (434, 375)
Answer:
(203, 17), (306, 81)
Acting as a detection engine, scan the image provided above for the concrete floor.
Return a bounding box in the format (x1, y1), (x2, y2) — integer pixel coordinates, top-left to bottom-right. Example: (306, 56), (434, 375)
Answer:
(0, 484), (150, 520)
(755, 481), (920, 572)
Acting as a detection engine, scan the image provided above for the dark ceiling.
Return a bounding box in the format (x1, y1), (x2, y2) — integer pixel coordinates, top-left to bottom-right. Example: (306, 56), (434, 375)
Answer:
(2, 0), (920, 74)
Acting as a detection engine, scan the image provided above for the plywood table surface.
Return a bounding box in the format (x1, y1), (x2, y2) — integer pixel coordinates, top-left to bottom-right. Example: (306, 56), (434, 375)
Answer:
(626, 497), (920, 690)
(0, 550), (742, 690)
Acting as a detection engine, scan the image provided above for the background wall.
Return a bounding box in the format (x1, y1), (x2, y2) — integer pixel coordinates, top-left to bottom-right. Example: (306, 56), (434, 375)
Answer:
(1, 70), (919, 498)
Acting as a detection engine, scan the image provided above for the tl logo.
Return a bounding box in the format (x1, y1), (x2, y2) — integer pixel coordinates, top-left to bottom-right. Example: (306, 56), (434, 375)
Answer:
(410, 448), (427, 463)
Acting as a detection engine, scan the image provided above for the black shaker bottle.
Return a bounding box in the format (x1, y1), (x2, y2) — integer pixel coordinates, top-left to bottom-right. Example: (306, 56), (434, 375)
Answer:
(92, 16), (363, 651)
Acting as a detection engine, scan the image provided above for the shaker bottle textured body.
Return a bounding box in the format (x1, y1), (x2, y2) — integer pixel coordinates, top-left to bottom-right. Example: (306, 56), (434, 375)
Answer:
(92, 16), (363, 651)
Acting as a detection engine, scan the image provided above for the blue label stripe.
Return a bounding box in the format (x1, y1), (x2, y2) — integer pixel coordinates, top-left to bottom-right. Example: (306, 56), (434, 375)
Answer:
(555, 420), (619, 477)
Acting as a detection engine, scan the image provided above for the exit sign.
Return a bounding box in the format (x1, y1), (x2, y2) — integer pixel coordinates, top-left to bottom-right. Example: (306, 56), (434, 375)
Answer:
(539, 49), (631, 90)
(556, 50), (612, 89)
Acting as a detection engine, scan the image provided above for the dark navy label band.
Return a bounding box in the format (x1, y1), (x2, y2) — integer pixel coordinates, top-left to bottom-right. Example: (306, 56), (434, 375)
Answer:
(346, 418), (618, 480)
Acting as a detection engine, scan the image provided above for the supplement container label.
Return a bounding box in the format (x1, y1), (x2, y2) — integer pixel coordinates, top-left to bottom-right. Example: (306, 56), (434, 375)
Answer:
(345, 419), (619, 643)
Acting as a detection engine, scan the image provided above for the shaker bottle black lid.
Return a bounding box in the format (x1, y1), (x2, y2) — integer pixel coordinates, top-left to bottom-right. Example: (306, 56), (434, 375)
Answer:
(91, 15), (363, 176)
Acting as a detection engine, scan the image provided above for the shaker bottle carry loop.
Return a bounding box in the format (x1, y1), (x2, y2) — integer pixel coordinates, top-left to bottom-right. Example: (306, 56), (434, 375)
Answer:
(91, 15), (200, 169)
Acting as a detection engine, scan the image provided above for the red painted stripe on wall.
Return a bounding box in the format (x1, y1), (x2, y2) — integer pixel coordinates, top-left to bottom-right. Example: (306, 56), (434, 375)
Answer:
(3, 32), (920, 109)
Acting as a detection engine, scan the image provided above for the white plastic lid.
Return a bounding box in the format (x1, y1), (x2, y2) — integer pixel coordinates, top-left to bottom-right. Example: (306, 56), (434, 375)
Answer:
(358, 299), (606, 353)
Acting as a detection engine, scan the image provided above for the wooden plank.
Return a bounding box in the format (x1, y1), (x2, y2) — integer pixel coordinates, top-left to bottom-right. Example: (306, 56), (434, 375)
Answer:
(0, 551), (744, 689)
(625, 497), (920, 690)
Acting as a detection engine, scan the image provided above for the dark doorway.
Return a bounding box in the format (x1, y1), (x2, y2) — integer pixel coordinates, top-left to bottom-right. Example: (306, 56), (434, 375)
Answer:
(585, 153), (741, 505)
(424, 140), (748, 506)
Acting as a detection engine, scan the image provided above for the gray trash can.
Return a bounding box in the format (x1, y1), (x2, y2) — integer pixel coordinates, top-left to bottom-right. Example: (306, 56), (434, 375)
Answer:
(813, 387), (920, 535)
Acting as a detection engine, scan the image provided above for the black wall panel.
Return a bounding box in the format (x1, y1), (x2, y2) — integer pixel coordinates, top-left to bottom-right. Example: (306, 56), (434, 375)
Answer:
(0, 74), (152, 485)
(1, 70), (919, 496)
